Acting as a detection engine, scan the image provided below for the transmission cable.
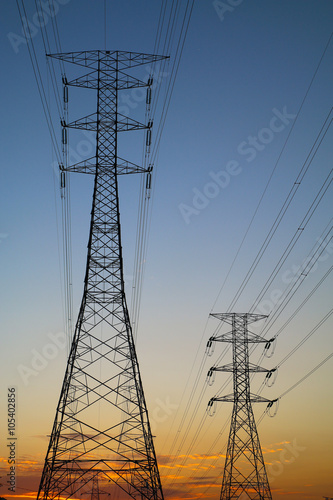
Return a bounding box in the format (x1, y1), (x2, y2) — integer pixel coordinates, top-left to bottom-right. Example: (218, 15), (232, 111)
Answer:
(153, 0), (168, 56)
(168, 34), (333, 471)
(189, 342), (333, 500)
(149, 0), (181, 121)
(49, 0), (66, 73)
(245, 216), (333, 368)
(210, 31), (333, 313)
(16, 0), (62, 163)
(277, 307), (333, 369)
(250, 229), (333, 376)
(163, 220), (333, 490)
(35, 0), (63, 116)
(19, 1), (73, 347)
(228, 118), (332, 314)
(261, 225), (333, 335)
(150, 0), (195, 163)
(169, 158), (333, 474)
(184, 274), (333, 492)
(273, 262), (333, 339)
(38, 0), (73, 345)
(279, 351), (333, 399)
(250, 121), (332, 311)
(130, 2), (194, 338)
(170, 236), (333, 488)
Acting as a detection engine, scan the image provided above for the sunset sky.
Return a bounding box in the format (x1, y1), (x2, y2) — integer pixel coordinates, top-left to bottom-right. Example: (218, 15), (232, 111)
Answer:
(0, 1), (333, 500)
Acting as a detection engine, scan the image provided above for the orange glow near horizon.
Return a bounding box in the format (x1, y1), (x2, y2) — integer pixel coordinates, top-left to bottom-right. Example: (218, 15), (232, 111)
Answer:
(1, 430), (331, 500)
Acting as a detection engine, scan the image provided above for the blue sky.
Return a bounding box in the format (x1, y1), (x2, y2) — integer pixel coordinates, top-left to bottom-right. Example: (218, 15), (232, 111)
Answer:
(0, 1), (333, 499)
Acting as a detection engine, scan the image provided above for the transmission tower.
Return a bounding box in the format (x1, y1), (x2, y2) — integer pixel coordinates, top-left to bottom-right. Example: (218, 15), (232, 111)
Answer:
(89, 475), (101, 500)
(37, 50), (168, 500)
(207, 313), (276, 500)
(81, 472), (110, 500)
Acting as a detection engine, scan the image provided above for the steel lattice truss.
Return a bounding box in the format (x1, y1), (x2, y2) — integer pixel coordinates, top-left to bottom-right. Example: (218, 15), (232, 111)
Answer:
(208, 313), (275, 500)
(37, 51), (167, 500)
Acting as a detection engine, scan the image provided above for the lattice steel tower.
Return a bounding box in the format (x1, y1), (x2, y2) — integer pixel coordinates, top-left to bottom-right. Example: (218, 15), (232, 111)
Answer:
(37, 50), (167, 500)
(207, 313), (276, 500)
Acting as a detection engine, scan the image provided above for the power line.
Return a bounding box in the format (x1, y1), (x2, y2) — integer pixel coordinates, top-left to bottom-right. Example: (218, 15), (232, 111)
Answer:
(277, 307), (333, 369)
(187, 339), (333, 499)
(35, 0), (63, 115)
(166, 173), (333, 476)
(151, 0), (195, 163)
(272, 261), (333, 339)
(130, 1), (195, 341)
(260, 223), (333, 335)
(16, 0), (62, 163)
(210, 31), (333, 313)
(166, 227), (333, 489)
(36, 0), (73, 348)
(229, 124), (332, 314)
(279, 352), (333, 399)
(165, 33), (333, 469)
(17, 0), (74, 350)
(22, 0), (73, 351)
(249, 117), (333, 312)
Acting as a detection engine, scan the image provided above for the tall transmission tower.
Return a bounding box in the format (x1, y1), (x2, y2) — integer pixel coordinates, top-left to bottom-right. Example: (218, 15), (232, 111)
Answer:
(207, 313), (276, 500)
(37, 50), (168, 500)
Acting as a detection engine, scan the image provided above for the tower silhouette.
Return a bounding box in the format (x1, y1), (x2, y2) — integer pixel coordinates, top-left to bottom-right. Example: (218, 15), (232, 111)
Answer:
(37, 51), (167, 500)
(207, 313), (276, 500)
(90, 475), (101, 500)
(83, 472), (110, 500)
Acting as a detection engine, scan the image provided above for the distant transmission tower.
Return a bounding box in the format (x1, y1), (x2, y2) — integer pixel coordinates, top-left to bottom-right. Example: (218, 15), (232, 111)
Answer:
(37, 50), (167, 500)
(89, 474), (101, 500)
(82, 472), (109, 500)
(207, 313), (276, 500)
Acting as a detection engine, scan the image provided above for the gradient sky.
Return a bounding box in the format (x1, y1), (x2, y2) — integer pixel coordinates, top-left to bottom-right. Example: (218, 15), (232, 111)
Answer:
(1, 1), (333, 500)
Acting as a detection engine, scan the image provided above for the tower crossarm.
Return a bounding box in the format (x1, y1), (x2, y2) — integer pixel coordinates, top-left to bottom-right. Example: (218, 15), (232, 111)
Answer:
(210, 312), (268, 325)
(65, 69), (150, 91)
(207, 331), (273, 344)
(61, 156), (150, 176)
(208, 363), (276, 374)
(48, 50), (169, 70)
(63, 113), (149, 133)
(209, 394), (275, 404)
